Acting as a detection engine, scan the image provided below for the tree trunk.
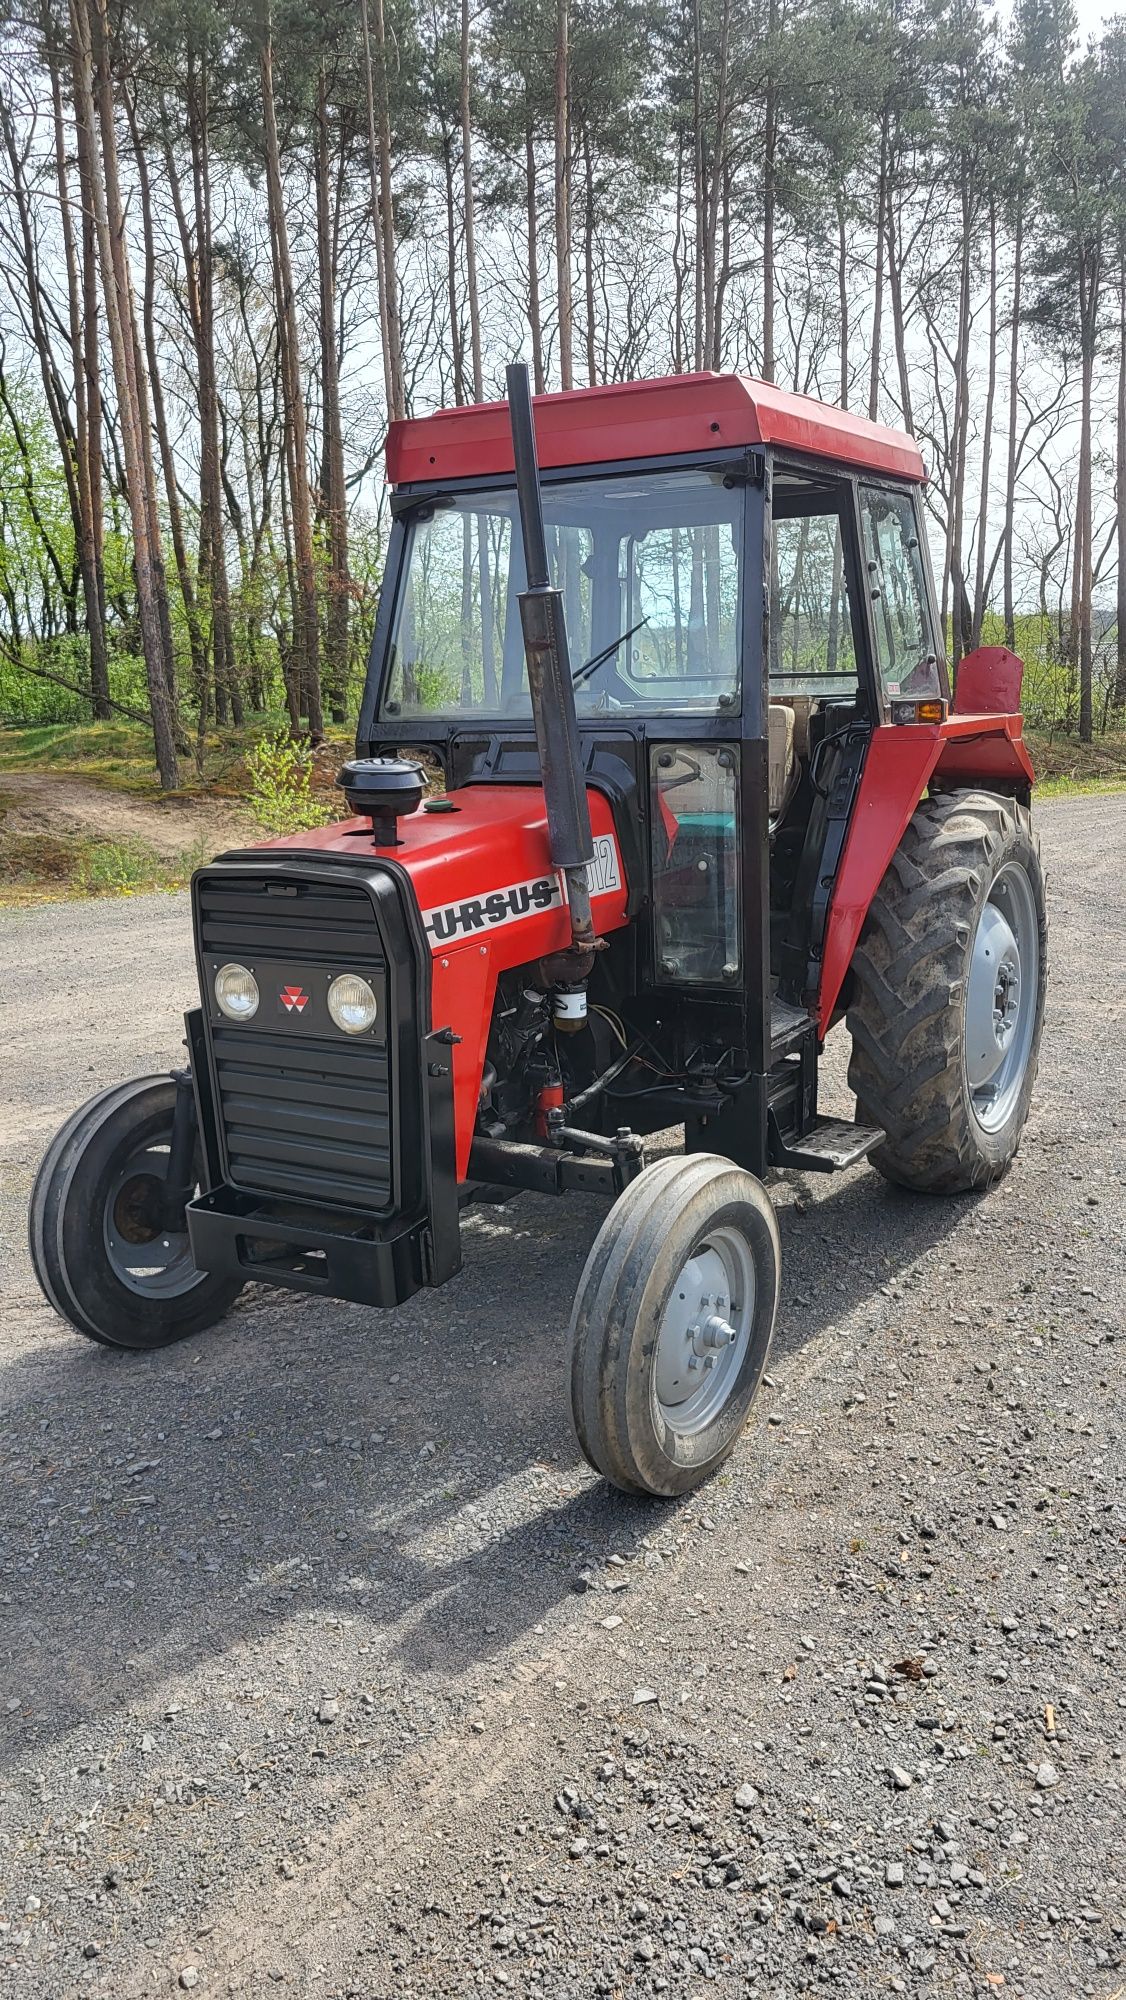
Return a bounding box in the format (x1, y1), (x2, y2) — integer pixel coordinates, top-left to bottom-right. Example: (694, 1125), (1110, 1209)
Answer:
(691, 0), (704, 370)
(946, 164), (975, 669)
(315, 65), (350, 722)
(703, 0), (731, 373)
(76, 42), (108, 698)
(44, 13), (109, 716)
(1115, 234), (1126, 710)
(868, 113), (888, 421)
(583, 125), (597, 384)
(72, 0), (178, 786)
(261, 7), (322, 738)
(126, 86), (209, 741)
(441, 133), (466, 403)
(525, 111), (546, 394)
(1003, 194), (1023, 651)
(1077, 332), (1094, 742)
(886, 150), (914, 436)
(359, 0), (404, 420)
(971, 197), (998, 652)
(460, 0), (483, 399)
(836, 189), (849, 410)
(554, 0), (573, 390)
(188, 55), (240, 724)
(762, 0), (778, 384)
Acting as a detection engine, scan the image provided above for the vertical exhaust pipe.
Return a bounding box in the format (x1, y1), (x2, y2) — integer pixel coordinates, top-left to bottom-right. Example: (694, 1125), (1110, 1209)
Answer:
(506, 363), (598, 952)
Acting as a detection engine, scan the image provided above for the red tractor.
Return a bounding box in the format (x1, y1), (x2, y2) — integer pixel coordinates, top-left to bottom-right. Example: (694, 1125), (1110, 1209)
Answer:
(30, 367), (1047, 1498)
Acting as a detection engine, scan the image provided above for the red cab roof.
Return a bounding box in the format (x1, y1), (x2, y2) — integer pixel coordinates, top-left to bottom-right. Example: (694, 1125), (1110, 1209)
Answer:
(385, 371), (926, 487)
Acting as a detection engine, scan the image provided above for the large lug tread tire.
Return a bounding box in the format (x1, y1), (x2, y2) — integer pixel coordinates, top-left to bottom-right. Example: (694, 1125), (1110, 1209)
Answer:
(28, 1075), (243, 1350)
(845, 789), (1047, 1195)
(569, 1155), (780, 1498)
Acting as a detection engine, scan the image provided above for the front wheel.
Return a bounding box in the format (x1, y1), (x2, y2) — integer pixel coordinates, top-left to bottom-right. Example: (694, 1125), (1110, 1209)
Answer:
(29, 1076), (243, 1349)
(569, 1155), (781, 1497)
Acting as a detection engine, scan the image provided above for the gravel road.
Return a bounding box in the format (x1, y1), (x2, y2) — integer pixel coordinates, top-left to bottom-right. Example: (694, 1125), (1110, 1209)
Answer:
(1, 794), (1122, 2000)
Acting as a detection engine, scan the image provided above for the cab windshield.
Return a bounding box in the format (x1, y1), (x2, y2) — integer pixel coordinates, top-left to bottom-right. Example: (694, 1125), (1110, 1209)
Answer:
(381, 468), (744, 719)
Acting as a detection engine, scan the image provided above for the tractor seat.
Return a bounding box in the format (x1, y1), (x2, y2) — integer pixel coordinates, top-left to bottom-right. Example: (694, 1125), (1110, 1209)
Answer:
(768, 702), (797, 819)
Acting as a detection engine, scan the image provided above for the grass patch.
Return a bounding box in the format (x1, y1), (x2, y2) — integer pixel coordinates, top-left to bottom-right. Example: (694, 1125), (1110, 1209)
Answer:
(0, 827), (211, 908)
(0, 717), (301, 799)
(0, 717), (356, 809)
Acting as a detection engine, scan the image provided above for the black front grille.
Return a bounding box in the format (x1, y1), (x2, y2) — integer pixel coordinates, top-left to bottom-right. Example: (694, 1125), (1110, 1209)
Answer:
(196, 871), (394, 1214)
(210, 1027), (392, 1210)
(197, 872), (384, 966)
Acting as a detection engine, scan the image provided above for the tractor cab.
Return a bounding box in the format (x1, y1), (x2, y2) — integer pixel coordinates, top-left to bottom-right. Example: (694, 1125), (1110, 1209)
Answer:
(30, 369), (1045, 1501)
(357, 372), (1027, 1169)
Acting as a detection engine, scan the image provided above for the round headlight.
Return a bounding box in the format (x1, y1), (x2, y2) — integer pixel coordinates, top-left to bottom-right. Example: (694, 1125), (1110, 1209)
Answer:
(327, 973), (378, 1036)
(214, 962), (259, 1021)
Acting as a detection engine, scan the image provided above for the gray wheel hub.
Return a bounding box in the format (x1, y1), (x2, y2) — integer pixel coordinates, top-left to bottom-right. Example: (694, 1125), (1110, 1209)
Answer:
(103, 1141), (203, 1300)
(965, 861), (1039, 1135)
(653, 1228), (756, 1437)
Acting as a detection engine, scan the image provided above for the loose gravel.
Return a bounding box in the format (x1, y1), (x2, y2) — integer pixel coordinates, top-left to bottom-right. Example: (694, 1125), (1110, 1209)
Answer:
(0, 794), (1122, 1999)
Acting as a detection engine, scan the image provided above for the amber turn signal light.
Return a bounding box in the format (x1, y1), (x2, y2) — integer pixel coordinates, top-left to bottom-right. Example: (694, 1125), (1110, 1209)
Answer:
(890, 697), (948, 726)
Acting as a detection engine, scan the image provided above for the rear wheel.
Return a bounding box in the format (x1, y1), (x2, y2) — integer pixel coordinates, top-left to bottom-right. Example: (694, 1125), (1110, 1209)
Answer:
(569, 1155), (780, 1497)
(29, 1076), (243, 1349)
(847, 789), (1047, 1193)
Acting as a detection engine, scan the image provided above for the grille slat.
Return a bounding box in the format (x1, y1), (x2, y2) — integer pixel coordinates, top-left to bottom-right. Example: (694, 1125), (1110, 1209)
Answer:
(211, 1030), (387, 1086)
(220, 1092), (390, 1152)
(199, 877), (386, 967)
(197, 872), (394, 1213)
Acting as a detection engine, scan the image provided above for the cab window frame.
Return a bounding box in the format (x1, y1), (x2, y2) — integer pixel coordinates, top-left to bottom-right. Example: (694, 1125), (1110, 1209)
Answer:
(856, 479), (949, 709)
(378, 464), (748, 724)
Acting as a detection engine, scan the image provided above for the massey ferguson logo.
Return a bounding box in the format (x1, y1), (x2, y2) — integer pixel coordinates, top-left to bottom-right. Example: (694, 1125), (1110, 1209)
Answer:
(279, 984), (310, 1014)
(421, 839), (622, 947)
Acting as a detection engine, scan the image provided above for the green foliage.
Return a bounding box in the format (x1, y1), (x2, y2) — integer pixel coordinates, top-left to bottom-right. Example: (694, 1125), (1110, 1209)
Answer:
(0, 823), (214, 907)
(78, 838), (193, 894)
(246, 729), (332, 835)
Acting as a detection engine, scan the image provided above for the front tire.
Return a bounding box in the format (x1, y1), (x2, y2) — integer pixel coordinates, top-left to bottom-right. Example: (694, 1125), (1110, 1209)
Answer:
(846, 789), (1047, 1194)
(569, 1155), (780, 1497)
(29, 1076), (243, 1349)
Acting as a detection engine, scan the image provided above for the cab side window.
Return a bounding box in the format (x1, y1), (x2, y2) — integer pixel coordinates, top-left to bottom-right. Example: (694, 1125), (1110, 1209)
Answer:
(859, 487), (942, 702)
(770, 509), (859, 701)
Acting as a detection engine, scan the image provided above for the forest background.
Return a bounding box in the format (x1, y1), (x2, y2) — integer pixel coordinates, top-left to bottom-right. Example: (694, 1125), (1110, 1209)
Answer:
(0, 0), (1123, 892)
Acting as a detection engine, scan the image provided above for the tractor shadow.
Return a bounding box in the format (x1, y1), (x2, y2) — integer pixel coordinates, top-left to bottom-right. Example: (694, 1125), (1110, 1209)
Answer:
(382, 1165), (973, 1675)
(0, 1161), (970, 1766)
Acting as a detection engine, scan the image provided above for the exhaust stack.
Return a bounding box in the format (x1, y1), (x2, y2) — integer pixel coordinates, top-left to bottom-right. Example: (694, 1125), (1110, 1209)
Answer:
(506, 363), (597, 953)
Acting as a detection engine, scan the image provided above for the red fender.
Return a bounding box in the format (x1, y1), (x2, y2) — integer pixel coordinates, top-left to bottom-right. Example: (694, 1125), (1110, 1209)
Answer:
(817, 713), (1035, 1033)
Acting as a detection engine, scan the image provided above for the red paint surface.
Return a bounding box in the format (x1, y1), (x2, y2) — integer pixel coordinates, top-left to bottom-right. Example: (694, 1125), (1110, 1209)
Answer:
(387, 372), (926, 488)
(818, 713), (1033, 1032)
(954, 646), (1025, 715)
(260, 787), (629, 1178)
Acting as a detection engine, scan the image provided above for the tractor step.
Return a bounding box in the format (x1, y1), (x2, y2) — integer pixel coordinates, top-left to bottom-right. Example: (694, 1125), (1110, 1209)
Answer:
(768, 1112), (884, 1174)
(770, 996), (816, 1055)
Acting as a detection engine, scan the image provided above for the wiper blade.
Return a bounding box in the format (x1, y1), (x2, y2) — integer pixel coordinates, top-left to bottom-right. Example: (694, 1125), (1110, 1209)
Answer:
(572, 616), (649, 688)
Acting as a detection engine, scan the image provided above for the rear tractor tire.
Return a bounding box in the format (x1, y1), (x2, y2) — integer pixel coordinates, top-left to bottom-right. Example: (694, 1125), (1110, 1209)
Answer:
(847, 789), (1047, 1194)
(29, 1075), (243, 1349)
(569, 1155), (781, 1497)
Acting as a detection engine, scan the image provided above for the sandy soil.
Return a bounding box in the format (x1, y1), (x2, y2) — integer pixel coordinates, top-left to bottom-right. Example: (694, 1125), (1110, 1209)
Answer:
(0, 769), (250, 859)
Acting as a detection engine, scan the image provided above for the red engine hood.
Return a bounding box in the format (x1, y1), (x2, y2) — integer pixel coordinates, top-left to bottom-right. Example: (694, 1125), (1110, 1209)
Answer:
(258, 785), (630, 1178)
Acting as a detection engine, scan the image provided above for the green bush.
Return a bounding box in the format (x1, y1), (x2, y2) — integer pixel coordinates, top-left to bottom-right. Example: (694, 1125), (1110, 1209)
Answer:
(246, 729), (331, 836)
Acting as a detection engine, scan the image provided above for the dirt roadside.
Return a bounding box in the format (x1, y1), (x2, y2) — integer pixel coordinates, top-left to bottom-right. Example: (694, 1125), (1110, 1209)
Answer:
(0, 769), (250, 859)
(0, 794), (1122, 2000)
